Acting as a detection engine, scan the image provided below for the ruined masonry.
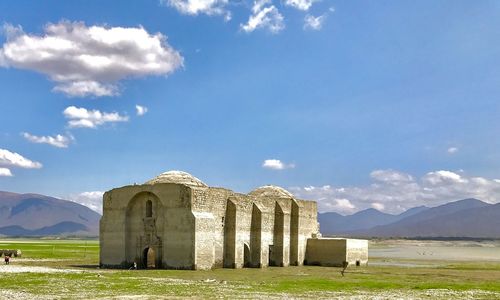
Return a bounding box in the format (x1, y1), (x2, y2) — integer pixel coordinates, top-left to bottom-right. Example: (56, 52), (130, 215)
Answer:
(100, 171), (368, 269)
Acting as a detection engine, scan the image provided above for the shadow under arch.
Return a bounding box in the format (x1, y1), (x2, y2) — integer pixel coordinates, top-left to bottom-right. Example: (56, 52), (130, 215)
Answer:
(125, 191), (164, 268)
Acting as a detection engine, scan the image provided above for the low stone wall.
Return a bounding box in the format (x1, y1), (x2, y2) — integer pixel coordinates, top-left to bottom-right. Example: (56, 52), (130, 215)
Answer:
(304, 238), (368, 267)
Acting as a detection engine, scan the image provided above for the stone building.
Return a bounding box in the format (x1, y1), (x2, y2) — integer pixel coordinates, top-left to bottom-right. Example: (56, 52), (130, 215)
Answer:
(305, 238), (368, 267)
(100, 170), (367, 270)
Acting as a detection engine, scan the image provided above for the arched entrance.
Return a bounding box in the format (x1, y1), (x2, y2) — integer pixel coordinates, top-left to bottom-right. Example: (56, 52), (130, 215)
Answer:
(125, 192), (163, 268)
(243, 243), (250, 267)
(143, 247), (156, 268)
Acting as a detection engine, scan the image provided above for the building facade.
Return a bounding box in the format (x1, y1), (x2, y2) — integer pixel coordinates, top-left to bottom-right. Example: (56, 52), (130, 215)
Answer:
(100, 171), (320, 270)
(100, 170), (368, 270)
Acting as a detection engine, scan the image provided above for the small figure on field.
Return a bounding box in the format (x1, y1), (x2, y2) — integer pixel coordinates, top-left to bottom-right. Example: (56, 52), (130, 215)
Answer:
(4, 255), (10, 265)
(129, 261), (137, 270)
(340, 261), (348, 276)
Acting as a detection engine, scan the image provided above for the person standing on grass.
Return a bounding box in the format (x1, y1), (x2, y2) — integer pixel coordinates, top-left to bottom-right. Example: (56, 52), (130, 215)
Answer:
(4, 255), (10, 265)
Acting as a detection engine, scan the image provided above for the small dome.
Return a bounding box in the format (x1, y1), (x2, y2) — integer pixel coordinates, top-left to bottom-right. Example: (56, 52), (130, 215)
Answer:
(145, 170), (207, 187)
(248, 185), (294, 198)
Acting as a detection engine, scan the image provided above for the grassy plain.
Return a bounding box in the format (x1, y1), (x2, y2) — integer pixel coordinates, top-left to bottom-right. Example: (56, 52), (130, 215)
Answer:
(1, 239), (500, 299)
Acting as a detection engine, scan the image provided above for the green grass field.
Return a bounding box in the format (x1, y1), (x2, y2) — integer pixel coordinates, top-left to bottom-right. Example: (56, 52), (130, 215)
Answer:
(1, 239), (500, 299)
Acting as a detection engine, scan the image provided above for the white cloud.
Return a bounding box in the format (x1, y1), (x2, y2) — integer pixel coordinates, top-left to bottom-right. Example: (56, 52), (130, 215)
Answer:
(422, 170), (466, 185)
(241, 0), (284, 34)
(329, 198), (356, 214)
(67, 191), (104, 214)
(22, 132), (73, 148)
(291, 169), (500, 214)
(285, 0), (316, 11)
(0, 21), (183, 97)
(371, 202), (385, 211)
(262, 159), (295, 170)
(370, 169), (414, 184)
(161, 0), (231, 20)
(304, 14), (327, 30)
(448, 147), (459, 154)
(63, 106), (129, 128)
(53, 81), (118, 97)
(135, 105), (148, 116)
(0, 149), (42, 169)
(0, 168), (13, 177)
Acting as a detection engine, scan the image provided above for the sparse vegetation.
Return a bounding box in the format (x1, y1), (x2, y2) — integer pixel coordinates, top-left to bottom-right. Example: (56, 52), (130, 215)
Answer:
(1, 239), (500, 299)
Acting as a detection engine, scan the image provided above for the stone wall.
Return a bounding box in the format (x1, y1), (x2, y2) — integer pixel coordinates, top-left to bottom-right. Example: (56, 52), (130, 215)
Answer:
(346, 239), (369, 266)
(304, 238), (368, 267)
(101, 180), (321, 270)
(100, 183), (195, 269)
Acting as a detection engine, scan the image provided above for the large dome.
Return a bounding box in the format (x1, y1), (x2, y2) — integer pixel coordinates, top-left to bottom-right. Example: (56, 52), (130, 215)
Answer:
(248, 185), (294, 198)
(145, 170), (207, 187)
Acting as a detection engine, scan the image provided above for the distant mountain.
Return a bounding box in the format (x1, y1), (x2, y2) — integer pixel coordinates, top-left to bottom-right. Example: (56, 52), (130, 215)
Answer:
(0, 191), (100, 237)
(319, 198), (500, 238)
(397, 205), (429, 219)
(358, 198), (499, 238)
(319, 205), (429, 235)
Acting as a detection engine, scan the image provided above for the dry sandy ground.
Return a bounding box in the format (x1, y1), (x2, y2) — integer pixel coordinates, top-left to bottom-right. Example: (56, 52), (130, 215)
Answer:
(370, 239), (500, 262)
(0, 264), (81, 273)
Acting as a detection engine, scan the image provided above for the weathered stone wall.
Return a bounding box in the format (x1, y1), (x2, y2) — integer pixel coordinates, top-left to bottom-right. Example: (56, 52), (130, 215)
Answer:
(296, 200), (318, 266)
(305, 238), (368, 267)
(191, 187), (234, 268)
(188, 186), (319, 269)
(101, 179), (323, 270)
(346, 239), (369, 266)
(305, 238), (347, 267)
(100, 183), (195, 269)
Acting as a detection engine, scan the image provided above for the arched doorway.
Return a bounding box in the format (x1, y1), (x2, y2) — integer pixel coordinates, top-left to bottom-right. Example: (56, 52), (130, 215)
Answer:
(143, 247), (156, 268)
(243, 243), (250, 267)
(125, 192), (163, 268)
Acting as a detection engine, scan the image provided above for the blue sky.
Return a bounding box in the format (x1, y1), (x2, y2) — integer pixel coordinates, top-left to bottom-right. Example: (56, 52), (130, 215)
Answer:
(1, 0), (500, 214)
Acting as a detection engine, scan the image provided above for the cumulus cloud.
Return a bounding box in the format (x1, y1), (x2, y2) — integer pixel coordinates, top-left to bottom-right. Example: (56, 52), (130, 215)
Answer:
(63, 106), (129, 128)
(67, 191), (104, 214)
(241, 0), (284, 34)
(0, 21), (183, 97)
(448, 147), (459, 154)
(135, 105), (148, 116)
(291, 169), (500, 214)
(371, 202), (385, 211)
(370, 169), (414, 184)
(422, 170), (466, 185)
(327, 198), (356, 214)
(22, 132), (73, 148)
(0, 168), (13, 177)
(161, 0), (231, 20)
(284, 0), (316, 11)
(262, 159), (295, 170)
(0, 148), (42, 169)
(303, 14), (327, 30)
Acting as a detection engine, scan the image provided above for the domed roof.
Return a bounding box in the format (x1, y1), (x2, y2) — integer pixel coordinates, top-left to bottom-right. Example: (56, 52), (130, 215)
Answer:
(145, 170), (207, 187)
(248, 185), (294, 198)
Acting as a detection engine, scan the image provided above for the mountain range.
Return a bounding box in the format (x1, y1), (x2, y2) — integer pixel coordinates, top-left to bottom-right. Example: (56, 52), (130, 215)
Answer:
(319, 198), (500, 238)
(1, 191), (499, 238)
(0, 191), (100, 237)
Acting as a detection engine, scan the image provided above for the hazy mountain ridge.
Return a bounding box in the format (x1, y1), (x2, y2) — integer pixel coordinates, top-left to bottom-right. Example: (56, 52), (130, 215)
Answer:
(0, 191), (100, 236)
(319, 198), (500, 238)
(319, 205), (429, 234)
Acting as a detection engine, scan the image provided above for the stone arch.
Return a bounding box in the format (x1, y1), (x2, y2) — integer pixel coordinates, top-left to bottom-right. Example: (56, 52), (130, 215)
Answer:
(125, 191), (164, 267)
(243, 243), (251, 267)
(143, 247), (156, 268)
